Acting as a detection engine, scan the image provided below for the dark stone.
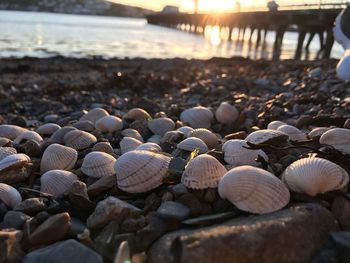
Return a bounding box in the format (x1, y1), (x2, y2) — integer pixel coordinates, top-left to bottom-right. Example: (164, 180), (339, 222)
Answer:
(157, 201), (190, 221)
(148, 204), (338, 263)
(331, 196), (350, 230)
(120, 215), (147, 234)
(0, 202), (8, 221)
(177, 193), (202, 216)
(169, 184), (188, 198)
(330, 232), (350, 263)
(34, 211), (50, 224)
(0, 229), (25, 263)
(87, 176), (116, 197)
(311, 249), (339, 263)
(14, 198), (46, 216)
(143, 193), (161, 213)
(3, 211), (30, 229)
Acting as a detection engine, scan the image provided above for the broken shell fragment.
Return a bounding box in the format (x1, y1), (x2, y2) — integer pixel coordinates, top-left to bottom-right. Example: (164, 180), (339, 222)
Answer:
(0, 183), (22, 208)
(95, 116), (123, 133)
(282, 157), (349, 196)
(0, 125), (28, 140)
(180, 106), (213, 129)
(177, 137), (209, 154)
(277, 125), (307, 142)
(245, 129), (289, 146)
(215, 102), (239, 125)
(63, 130), (97, 150)
(40, 170), (79, 196)
(148, 118), (175, 136)
(188, 128), (219, 149)
(81, 152), (117, 178)
(319, 128), (350, 154)
(0, 154), (32, 184)
(218, 166), (290, 214)
(80, 108), (109, 124)
(120, 137), (143, 155)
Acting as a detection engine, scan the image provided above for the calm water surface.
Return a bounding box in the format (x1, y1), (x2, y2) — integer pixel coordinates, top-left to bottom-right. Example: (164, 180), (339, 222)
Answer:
(0, 10), (344, 59)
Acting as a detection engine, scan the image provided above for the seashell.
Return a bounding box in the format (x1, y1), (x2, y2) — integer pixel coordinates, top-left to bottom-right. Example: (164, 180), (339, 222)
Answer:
(0, 125), (28, 140)
(135, 143), (162, 152)
(121, 129), (144, 142)
(188, 128), (219, 149)
(147, 135), (162, 144)
(177, 137), (209, 154)
(308, 127), (331, 139)
(40, 170), (78, 196)
(80, 108), (109, 124)
(95, 116), (123, 133)
(50, 126), (77, 144)
(0, 137), (12, 147)
(0, 147), (17, 161)
(81, 152), (117, 178)
(63, 130), (97, 150)
(72, 121), (95, 132)
(120, 137), (142, 155)
(0, 154), (31, 184)
(36, 123), (61, 137)
(176, 126), (194, 137)
(281, 157), (349, 196)
(245, 129), (289, 146)
(218, 166), (290, 214)
(222, 139), (268, 167)
(92, 142), (115, 155)
(215, 102), (239, 125)
(0, 183), (22, 208)
(40, 144), (78, 174)
(148, 118), (175, 136)
(13, 131), (43, 145)
(267, 121), (287, 130)
(182, 154), (227, 189)
(123, 108), (151, 121)
(180, 106), (213, 129)
(277, 125), (307, 142)
(114, 150), (171, 193)
(319, 128), (350, 154)
(162, 131), (185, 143)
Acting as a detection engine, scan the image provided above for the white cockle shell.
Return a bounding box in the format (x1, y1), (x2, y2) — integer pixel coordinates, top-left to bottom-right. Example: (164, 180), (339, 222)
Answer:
(177, 126), (194, 137)
(63, 130), (97, 150)
(72, 120), (95, 132)
(147, 135), (162, 144)
(188, 128), (219, 149)
(114, 150), (171, 193)
(308, 127), (331, 139)
(36, 123), (61, 137)
(120, 137), (143, 155)
(0, 183), (22, 208)
(0, 125), (28, 140)
(135, 143), (162, 153)
(81, 151), (117, 178)
(319, 128), (350, 154)
(121, 129), (144, 142)
(40, 144), (78, 174)
(215, 102), (239, 125)
(180, 106), (213, 129)
(50, 126), (77, 144)
(222, 139), (268, 167)
(80, 108), (109, 124)
(218, 166), (290, 214)
(95, 116), (123, 133)
(267, 120), (287, 130)
(282, 157), (349, 196)
(182, 154), (227, 189)
(92, 142), (115, 155)
(177, 137), (209, 154)
(13, 131), (43, 145)
(148, 118), (175, 136)
(277, 125), (307, 142)
(245, 129), (289, 146)
(0, 147), (17, 161)
(123, 108), (151, 120)
(40, 170), (79, 196)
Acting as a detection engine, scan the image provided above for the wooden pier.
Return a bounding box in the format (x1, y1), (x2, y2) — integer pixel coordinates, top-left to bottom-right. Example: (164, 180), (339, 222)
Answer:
(146, 7), (346, 59)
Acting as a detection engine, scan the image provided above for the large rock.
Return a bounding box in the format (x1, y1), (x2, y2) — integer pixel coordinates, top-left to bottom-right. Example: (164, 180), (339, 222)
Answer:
(148, 204), (338, 263)
(0, 229), (25, 263)
(23, 239), (102, 263)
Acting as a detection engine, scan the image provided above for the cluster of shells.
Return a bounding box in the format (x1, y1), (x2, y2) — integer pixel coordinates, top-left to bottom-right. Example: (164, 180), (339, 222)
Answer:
(0, 104), (350, 259)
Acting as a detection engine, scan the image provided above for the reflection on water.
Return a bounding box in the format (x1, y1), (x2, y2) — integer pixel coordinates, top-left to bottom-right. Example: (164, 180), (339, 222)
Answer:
(0, 10), (344, 59)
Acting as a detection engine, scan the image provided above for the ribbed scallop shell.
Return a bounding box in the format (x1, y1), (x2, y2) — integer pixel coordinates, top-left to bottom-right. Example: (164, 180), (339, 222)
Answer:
(281, 157), (349, 196)
(0, 125), (28, 140)
(177, 137), (209, 154)
(277, 125), (307, 141)
(123, 108), (151, 121)
(95, 116), (123, 133)
(245, 129), (289, 146)
(120, 137), (143, 155)
(81, 152), (117, 178)
(40, 144), (78, 174)
(222, 139), (268, 167)
(114, 150), (171, 193)
(319, 128), (350, 154)
(72, 121), (95, 132)
(40, 170), (78, 196)
(182, 154), (227, 189)
(215, 102), (239, 125)
(0, 154), (31, 183)
(188, 128), (219, 149)
(135, 143), (162, 152)
(121, 129), (144, 142)
(0, 183), (22, 208)
(177, 126), (194, 137)
(0, 147), (17, 161)
(63, 130), (97, 150)
(147, 135), (162, 144)
(80, 108), (109, 124)
(50, 126), (77, 144)
(92, 142), (115, 155)
(36, 123), (61, 136)
(308, 127), (330, 139)
(218, 166), (290, 214)
(13, 131), (43, 145)
(267, 121), (287, 130)
(180, 106), (213, 129)
(148, 118), (175, 136)
(162, 131), (185, 143)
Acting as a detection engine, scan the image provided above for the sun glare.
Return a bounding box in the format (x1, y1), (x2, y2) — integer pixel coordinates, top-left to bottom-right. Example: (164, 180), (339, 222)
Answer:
(198, 0), (235, 12)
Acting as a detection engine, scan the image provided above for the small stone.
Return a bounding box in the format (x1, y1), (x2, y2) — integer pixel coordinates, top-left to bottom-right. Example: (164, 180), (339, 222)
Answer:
(3, 211), (30, 229)
(143, 193), (161, 213)
(311, 249), (339, 263)
(331, 195), (350, 230)
(132, 252), (148, 263)
(157, 201), (190, 221)
(30, 212), (71, 245)
(309, 67), (322, 78)
(161, 191), (174, 202)
(14, 198), (46, 216)
(0, 202), (8, 221)
(330, 232), (350, 263)
(177, 193), (202, 216)
(23, 239), (102, 263)
(34, 211), (50, 224)
(120, 216), (147, 234)
(87, 176), (116, 197)
(87, 197), (141, 229)
(68, 181), (89, 200)
(169, 184), (188, 198)
(203, 188), (217, 203)
(69, 217), (87, 237)
(0, 229), (25, 263)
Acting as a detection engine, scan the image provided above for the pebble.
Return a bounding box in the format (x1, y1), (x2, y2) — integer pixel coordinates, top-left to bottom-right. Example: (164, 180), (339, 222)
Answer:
(0, 229), (25, 262)
(3, 211), (30, 229)
(169, 184), (188, 198)
(331, 195), (350, 230)
(120, 215), (147, 234)
(14, 198), (47, 216)
(330, 232), (350, 263)
(157, 201), (190, 221)
(87, 176), (116, 197)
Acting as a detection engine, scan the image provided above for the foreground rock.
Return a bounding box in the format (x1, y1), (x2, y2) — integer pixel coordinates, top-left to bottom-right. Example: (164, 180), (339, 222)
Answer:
(0, 229), (25, 263)
(148, 204), (337, 263)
